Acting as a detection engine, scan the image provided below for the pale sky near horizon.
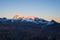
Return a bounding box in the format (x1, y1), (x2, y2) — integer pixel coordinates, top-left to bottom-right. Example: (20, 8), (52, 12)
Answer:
(0, 0), (60, 18)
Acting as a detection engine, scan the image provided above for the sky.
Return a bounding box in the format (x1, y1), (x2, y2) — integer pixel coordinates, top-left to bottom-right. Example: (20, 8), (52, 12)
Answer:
(0, 0), (60, 18)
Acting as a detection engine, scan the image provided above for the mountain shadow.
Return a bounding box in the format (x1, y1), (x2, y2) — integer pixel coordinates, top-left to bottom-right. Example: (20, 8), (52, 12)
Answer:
(0, 17), (60, 40)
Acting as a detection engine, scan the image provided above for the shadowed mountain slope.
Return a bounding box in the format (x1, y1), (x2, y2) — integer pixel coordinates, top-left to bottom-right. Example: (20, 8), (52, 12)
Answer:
(0, 17), (60, 40)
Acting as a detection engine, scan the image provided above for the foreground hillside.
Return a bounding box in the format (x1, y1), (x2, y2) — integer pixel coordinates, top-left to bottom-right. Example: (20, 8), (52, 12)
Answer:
(0, 17), (60, 40)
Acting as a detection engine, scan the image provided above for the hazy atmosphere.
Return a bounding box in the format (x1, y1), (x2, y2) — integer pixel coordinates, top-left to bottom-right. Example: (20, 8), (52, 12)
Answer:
(0, 0), (60, 18)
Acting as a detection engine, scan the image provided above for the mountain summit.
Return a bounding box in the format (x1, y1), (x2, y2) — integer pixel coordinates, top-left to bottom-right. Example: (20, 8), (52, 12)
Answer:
(13, 14), (24, 18)
(13, 14), (36, 20)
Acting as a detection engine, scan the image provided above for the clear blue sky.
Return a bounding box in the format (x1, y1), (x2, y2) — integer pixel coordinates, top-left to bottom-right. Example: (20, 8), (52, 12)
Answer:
(0, 0), (60, 18)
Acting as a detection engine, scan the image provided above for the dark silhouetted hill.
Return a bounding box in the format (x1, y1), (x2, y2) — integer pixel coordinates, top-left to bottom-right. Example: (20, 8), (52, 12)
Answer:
(0, 17), (60, 40)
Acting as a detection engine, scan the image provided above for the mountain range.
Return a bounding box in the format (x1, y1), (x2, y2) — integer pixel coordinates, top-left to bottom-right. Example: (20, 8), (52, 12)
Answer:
(13, 14), (60, 23)
(0, 15), (60, 40)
